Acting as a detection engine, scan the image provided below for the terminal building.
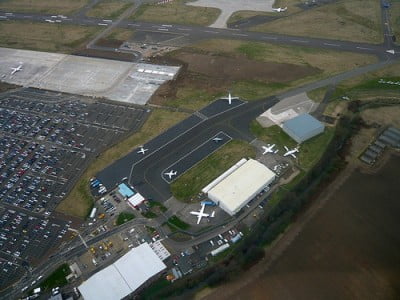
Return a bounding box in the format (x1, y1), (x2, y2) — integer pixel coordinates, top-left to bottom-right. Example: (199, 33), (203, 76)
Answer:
(282, 113), (325, 143)
(203, 159), (276, 216)
(78, 243), (166, 300)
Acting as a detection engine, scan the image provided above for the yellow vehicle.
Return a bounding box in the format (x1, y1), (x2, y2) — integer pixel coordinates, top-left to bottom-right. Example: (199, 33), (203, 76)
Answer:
(98, 213), (105, 219)
(103, 242), (108, 251)
(108, 241), (113, 248)
(90, 247), (96, 254)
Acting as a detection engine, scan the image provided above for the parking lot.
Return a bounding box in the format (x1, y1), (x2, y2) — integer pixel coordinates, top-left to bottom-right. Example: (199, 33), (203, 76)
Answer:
(0, 88), (148, 289)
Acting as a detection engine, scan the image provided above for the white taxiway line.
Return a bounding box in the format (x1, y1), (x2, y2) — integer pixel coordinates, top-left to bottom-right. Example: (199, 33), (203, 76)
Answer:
(323, 43), (340, 47)
(160, 131), (233, 183)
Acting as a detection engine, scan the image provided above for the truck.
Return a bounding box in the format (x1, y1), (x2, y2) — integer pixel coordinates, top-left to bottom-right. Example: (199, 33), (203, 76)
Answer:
(89, 207), (97, 219)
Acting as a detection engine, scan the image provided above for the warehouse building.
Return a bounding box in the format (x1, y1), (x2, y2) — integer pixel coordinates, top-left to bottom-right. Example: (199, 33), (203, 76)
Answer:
(282, 113), (325, 143)
(206, 159), (275, 216)
(78, 243), (166, 300)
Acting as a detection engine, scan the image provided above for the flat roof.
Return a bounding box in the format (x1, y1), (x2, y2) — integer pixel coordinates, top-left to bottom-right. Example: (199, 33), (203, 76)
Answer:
(118, 183), (135, 198)
(78, 243), (166, 300)
(283, 113), (324, 139)
(208, 159), (275, 214)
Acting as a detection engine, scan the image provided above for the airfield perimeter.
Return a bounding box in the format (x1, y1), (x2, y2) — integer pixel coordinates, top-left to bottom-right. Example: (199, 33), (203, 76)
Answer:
(0, 0), (400, 298)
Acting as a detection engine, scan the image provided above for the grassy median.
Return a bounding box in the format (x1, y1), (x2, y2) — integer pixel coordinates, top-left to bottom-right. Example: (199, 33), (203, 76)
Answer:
(130, 0), (220, 26)
(0, 21), (100, 53)
(0, 0), (88, 14)
(87, 0), (133, 19)
(171, 140), (256, 201)
(57, 109), (188, 218)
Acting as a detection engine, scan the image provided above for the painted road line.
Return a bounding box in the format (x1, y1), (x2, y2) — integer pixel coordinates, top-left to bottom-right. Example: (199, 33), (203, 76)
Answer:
(291, 39), (308, 43)
(323, 43), (340, 47)
(232, 33), (248, 37)
(356, 46), (373, 50)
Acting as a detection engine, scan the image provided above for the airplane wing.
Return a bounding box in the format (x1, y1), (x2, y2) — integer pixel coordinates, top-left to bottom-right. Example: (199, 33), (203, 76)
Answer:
(197, 215), (202, 224)
(284, 146), (289, 151)
(190, 211), (199, 216)
(291, 153), (297, 158)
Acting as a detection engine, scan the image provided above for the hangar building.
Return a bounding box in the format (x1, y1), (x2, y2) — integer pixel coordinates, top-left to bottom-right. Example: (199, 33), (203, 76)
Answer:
(206, 159), (275, 215)
(282, 113), (325, 143)
(78, 243), (166, 300)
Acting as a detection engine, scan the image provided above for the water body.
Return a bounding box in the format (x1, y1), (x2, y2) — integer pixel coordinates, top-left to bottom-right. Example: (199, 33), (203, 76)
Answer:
(206, 155), (400, 300)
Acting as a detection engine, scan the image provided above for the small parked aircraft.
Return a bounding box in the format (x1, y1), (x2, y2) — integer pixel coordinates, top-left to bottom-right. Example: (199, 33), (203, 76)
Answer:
(137, 146), (148, 155)
(220, 92), (239, 105)
(10, 64), (23, 75)
(164, 170), (177, 179)
(213, 137), (223, 142)
(272, 6), (287, 12)
(190, 203), (209, 224)
(262, 144), (278, 155)
(283, 146), (299, 158)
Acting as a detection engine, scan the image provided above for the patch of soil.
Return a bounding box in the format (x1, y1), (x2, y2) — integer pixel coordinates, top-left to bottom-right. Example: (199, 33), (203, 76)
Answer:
(148, 51), (319, 106)
(96, 38), (124, 48)
(0, 82), (19, 93)
(73, 48), (135, 62)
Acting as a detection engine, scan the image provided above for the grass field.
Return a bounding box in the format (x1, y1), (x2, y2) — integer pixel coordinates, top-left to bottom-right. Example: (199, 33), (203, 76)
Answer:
(171, 140), (256, 201)
(251, 0), (383, 44)
(87, 0), (132, 19)
(116, 211), (135, 225)
(227, 10), (272, 26)
(130, 0), (220, 26)
(307, 87), (328, 103)
(167, 215), (190, 230)
(0, 0), (88, 14)
(389, 1), (400, 44)
(38, 264), (71, 292)
(0, 21), (100, 53)
(189, 39), (377, 77)
(57, 109), (188, 218)
(251, 122), (335, 171)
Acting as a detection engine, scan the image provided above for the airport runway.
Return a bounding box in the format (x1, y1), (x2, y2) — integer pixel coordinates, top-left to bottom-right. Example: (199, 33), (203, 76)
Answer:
(0, 11), (399, 59)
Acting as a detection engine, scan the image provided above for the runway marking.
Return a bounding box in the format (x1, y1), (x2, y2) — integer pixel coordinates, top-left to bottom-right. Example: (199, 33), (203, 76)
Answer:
(232, 33), (248, 36)
(204, 30), (218, 34)
(128, 23), (141, 27)
(161, 131), (232, 183)
(356, 46), (373, 50)
(323, 43), (339, 47)
(291, 39), (308, 43)
(157, 28), (169, 31)
(262, 36), (277, 40)
(209, 99), (246, 119)
(177, 28), (191, 31)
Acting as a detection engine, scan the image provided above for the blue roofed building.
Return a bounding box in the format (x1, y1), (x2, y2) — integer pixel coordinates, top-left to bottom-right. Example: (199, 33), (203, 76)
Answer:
(118, 183), (135, 198)
(282, 113), (325, 143)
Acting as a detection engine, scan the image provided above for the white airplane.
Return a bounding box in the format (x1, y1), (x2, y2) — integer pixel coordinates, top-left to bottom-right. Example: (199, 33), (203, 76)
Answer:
(164, 170), (177, 179)
(213, 137), (223, 142)
(283, 146), (299, 158)
(10, 64), (23, 75)
(272, 6), (287, 12)
(262, 144), (278, 155)
(220, 92), (239, 105)
(137, 146), (148, 155)
(190, 203), (209, 224)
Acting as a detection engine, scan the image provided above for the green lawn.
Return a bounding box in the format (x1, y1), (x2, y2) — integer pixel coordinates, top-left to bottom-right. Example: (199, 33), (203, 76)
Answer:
(39, 264), (71, 292)
(171, 140), (256, 201)
(167, 215), (190, 230)
(251, 122), (335, 171)
(142, 211), (157, 218)
(149, 201), (167, 212)
(116, 211), (135, 225)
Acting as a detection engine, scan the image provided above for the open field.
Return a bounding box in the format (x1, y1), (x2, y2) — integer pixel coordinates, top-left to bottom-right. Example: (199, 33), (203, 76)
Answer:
(389, 1), (400, 43)
(86, 0), (132, 19)
(38, 264), (71, 292)
(206, 156), (400, 300)
(116, 211), (135, 225)
(0, 21), (100, 53)
(251, 122), (335, 171)
(361, 106), (400, 128)
(171, 140), (256, 201)
(96, 28), (133, 48)
(252, 0), (383, 44)
(57, 109), (188, 218)
(130, 0), (220, 26)
(151, 39), (376, 110)
(0, 0), (88, 14)
(167, 215), (190, 230)
(307, 87), (328, 103)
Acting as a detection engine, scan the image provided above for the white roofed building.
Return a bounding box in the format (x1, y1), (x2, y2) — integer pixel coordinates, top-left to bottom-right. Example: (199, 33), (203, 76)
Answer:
(78, 243), (166, 300)
(206, 159), (275, 215)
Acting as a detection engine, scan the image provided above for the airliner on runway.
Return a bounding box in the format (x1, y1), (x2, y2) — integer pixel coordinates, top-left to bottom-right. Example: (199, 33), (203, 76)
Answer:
(10, 64), (23, 75)
(137, 146), (148, 155)
(220, 92), (239, 105)
(164, 170), (177, 179)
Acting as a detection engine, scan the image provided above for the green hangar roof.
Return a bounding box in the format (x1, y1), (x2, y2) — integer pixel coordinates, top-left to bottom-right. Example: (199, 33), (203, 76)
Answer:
(282, 113), (325, 143)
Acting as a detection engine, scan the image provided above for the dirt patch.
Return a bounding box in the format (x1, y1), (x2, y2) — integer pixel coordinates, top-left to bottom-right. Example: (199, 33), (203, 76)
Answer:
(148, 51), (318, 106)
(73, 48), (136, 62)
(178, 52), (318, 82)
(0, 82), (19, 93)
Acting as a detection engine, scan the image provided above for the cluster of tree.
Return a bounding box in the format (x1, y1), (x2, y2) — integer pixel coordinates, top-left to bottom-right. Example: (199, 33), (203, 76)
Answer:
(139, 113), (361, 300)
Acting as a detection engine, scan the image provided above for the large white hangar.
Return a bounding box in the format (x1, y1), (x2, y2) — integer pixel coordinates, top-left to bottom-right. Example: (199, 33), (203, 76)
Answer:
(206, 159), (276, 215)
(78, 243), (166, 300)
